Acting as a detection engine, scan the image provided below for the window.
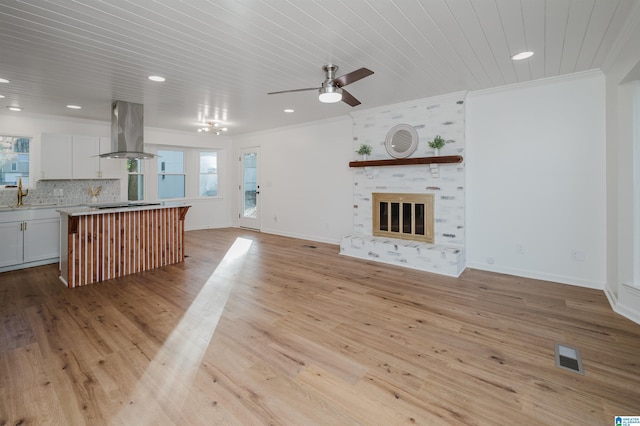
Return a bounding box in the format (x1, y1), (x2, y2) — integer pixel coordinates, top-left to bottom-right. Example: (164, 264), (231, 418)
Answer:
(158, 149), (185, 199)
(0, 135), (30, 186)
(127, 159), (144, 201)
(199, 151), (218, 197)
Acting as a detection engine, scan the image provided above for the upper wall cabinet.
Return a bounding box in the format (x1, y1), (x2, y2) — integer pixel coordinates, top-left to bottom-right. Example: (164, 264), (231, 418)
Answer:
(72, 135), (100, 179)
(41, 134), (72, 179)
(41, 134), (122, 180)
(98, 137), (121, 179)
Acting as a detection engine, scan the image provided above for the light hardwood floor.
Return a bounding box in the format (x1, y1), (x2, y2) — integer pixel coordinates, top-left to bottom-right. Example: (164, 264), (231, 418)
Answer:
(1, 228), (639, 425)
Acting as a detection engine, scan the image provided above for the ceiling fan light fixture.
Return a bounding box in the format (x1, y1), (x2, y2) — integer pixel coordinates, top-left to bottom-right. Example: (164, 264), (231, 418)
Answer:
(319, 86), (342, 103)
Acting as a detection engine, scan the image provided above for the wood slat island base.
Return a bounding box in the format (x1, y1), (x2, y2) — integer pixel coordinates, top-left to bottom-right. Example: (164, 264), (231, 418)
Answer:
(59, 205), (190, 287)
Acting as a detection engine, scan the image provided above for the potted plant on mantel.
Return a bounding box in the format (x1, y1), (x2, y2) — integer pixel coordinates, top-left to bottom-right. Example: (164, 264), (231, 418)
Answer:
(356, 143), (372, 160)
(428, 135), (446, 156)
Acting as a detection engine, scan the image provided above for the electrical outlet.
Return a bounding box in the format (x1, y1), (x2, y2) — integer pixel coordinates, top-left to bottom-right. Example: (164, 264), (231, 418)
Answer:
(516, 244), (525, 254)
(487, 257), (495, 265)
(570, 250), (585, 262)
(53, 188), (63, 196)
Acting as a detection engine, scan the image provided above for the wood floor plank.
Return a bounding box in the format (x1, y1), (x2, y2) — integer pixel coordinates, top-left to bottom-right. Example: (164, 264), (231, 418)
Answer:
(1, 228), (639, 424)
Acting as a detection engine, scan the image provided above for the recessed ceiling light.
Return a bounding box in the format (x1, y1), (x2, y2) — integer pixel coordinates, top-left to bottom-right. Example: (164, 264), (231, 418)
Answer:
(512, 51), (534, 60)
(0, 95), (5, 98)
(0, 78), (9, 83)
(66, 104), (82, 109)
(284, 108), (295, 113)
(148, 75), (166, 82)
(7, 106), (23, 111)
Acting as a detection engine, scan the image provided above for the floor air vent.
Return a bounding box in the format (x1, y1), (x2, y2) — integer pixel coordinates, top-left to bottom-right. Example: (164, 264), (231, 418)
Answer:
(555, 343), (584, 375)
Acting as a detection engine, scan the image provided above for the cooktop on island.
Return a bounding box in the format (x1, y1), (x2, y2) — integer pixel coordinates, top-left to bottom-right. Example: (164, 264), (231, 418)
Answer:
(92, 201), (163, 210)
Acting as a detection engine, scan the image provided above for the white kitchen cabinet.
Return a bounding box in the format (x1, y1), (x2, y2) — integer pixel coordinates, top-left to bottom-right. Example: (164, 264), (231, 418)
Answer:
(41, 133), (72, 179)
(23, 217), (60, 263)
(0, 208), (60, 270)
(99, 137), (122, 179)
(0, 221), (24, 268)
(41, 134), (122, 180)
(72, 135), (101, 179)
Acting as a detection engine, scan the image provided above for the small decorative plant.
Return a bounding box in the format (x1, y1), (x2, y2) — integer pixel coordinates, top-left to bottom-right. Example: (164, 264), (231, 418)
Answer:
(428, 135), (446, 150)
(356, 144), (372, 156)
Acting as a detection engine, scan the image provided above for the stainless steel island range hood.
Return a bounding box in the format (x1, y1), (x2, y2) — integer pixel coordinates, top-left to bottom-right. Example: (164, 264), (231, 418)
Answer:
(100, 100), (155, 159)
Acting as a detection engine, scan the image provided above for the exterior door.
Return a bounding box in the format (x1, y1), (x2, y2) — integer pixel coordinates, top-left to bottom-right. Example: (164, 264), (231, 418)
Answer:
(238, 147), (260, 229)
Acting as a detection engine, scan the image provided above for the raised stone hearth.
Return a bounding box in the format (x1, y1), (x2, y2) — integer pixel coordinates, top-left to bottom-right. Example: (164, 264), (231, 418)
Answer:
(340, 234), (464, 277)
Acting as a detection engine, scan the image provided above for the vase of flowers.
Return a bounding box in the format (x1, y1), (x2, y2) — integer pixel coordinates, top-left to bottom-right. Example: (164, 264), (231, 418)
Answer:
(428, 135), (446, 156)
(356, 143), (372, 160)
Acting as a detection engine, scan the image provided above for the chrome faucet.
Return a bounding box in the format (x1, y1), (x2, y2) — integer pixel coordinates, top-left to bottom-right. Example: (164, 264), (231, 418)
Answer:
(17, 178), (28, 207)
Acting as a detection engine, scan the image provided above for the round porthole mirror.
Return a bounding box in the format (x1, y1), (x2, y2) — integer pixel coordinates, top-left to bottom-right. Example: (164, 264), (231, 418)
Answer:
(384, 124), (418, 158)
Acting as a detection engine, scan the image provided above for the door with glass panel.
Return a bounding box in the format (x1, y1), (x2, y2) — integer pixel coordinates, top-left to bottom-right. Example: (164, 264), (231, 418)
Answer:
(238, 147), (260, 229)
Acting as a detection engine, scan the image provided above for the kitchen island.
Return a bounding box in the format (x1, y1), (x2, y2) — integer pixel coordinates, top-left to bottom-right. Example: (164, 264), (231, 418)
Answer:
(58, 203), (190, 288)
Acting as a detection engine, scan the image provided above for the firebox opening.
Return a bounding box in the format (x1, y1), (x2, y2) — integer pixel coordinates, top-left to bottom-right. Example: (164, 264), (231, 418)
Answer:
(373, 193), (434, 243)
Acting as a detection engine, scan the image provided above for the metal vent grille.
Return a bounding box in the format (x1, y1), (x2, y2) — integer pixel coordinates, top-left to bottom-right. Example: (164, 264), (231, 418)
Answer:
(555, 343), (584, 375)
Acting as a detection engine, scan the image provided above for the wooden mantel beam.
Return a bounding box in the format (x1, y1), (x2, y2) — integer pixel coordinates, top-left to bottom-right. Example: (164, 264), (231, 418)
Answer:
(349, 155), (463, 168)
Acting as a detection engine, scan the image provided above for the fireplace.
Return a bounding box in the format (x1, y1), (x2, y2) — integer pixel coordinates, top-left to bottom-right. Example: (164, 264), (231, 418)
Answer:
(372, 193), (434, 243)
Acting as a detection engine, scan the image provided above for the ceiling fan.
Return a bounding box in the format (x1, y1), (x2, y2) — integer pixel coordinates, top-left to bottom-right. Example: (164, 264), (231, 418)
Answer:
(267, 65), (374, 107)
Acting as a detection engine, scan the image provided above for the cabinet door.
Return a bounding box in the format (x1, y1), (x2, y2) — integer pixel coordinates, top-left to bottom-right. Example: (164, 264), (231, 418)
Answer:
(41, 134), (72, 179)
(23, 217), (60, 263)
(98, 137), (123, 179)
(72, 136), (100, 179)
(0, 221), (24, 268)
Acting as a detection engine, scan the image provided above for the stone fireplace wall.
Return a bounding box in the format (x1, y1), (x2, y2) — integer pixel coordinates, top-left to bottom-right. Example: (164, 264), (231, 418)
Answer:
(341, 92), (466, 276)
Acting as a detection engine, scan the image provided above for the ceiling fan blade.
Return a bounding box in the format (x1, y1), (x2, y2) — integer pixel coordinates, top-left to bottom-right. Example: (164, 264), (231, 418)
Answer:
(333, 67), (374, 87)
(267, 87), (320, 95)
(341, 89), (361, 107)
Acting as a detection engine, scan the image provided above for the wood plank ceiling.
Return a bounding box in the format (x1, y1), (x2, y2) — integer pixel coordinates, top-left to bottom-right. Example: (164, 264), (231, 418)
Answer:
(0, 0), (636, 135)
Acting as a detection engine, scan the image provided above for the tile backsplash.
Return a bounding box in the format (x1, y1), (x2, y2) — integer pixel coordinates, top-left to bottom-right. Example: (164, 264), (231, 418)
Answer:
(0, 179), (120, 206)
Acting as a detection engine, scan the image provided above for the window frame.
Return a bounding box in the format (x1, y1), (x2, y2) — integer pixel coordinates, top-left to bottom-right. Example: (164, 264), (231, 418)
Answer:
(0, 135), (31, 188)
(197, 150), (219, 199)
(126, 158), (145, 201)
(157, 148), (186, 200)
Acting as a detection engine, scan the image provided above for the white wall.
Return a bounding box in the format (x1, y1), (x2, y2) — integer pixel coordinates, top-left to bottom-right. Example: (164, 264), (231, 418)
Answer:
(232, 117), (353, 244)
(466, 71), (607, 289)
(603, 3), (640, 324)
(0, 113), (233, 231)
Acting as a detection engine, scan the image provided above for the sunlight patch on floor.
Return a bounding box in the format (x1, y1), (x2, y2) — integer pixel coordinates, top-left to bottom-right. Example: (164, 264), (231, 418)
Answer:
(112, 237), (252, 424)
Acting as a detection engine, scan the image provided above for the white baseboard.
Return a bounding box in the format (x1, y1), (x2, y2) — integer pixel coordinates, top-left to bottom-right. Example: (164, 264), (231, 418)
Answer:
(606, 282), (640, 326)
(259, 227), (341, 245)
(465, 261), (605, 290)
(185, 223), (233, 232)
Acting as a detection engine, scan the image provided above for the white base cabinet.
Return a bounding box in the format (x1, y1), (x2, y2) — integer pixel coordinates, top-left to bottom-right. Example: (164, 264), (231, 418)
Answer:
(0, 221), (24, 268)
(0, 209), (60, 271)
